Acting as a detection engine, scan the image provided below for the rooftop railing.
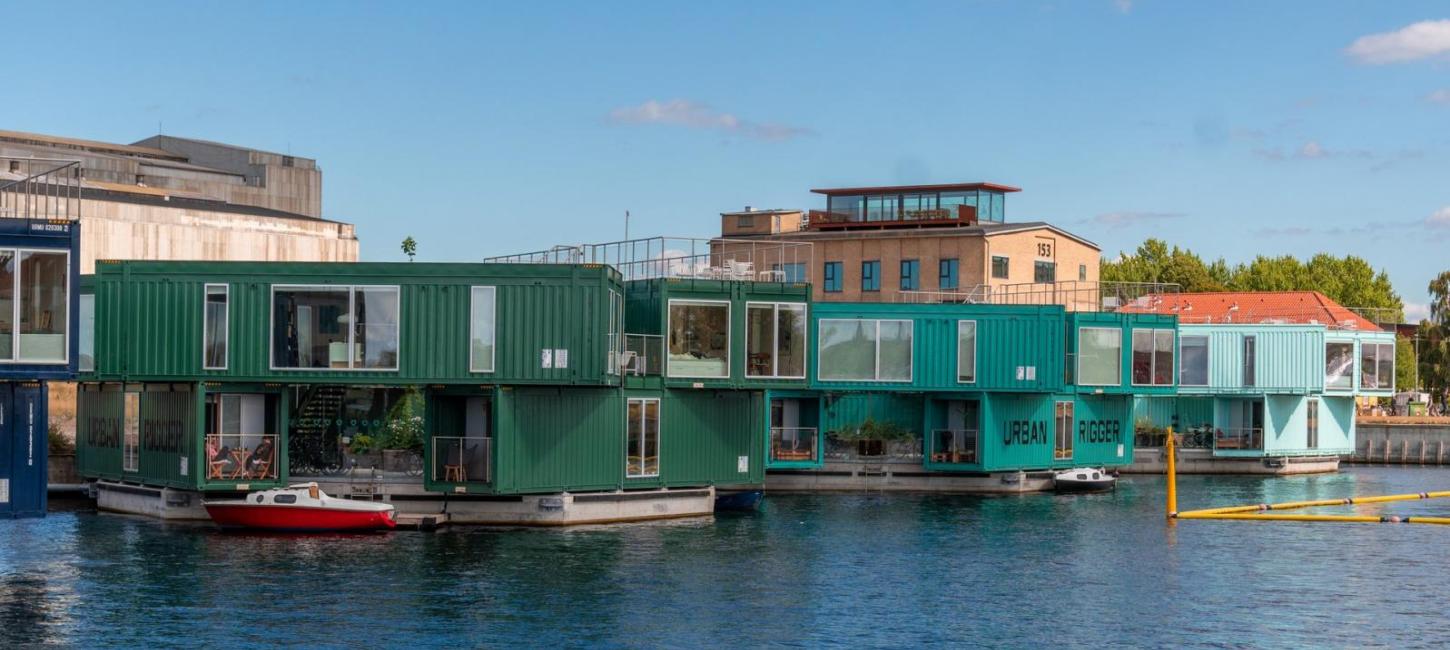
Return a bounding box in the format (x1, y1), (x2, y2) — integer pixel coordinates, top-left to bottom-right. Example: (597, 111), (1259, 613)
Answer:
(898, 281), (1181, 312)
(487, 236), (813, 284)
(0, 158), (81, 221)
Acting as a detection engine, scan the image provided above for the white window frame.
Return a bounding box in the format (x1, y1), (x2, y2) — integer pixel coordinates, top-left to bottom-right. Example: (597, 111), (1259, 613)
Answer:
(1361, 341), (1395, 391)
(956, 320), (977, 384)
(1077, 327), (1122, 387)
(625, 397), (660, 478)
(202, 283), (229, 370)
(123, 390), (140, 472)
(606, 289), (620, 376)
(745, 301), (808, 379)
(666, 299), (732, 379)
(0, 248), (71, 365)
(469, 286), (497, 373)
(268, 284), (401, 372)
(817, 318), (914, 383)
(1130, 328), (1175, 387)
(1178, 334), (1210, 387)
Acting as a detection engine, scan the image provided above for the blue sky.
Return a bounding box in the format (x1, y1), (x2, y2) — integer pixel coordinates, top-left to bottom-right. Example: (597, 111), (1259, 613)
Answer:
(3, 2), (1448, 318)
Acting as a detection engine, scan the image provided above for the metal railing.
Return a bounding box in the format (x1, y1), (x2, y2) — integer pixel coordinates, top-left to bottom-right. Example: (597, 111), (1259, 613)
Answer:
(898, 281), (1181, 312)
(824, 436), (923, 462)
(0, 158), (81, 221)
(1214, 428), (1264, 451)
(930, 429), (979, 464)
(487, 236), (813, 284)
(205, 434), (279, 481)
(623, 334), (663, 376)
(432, 436), (492, 484)
(770, 427), (818, 463)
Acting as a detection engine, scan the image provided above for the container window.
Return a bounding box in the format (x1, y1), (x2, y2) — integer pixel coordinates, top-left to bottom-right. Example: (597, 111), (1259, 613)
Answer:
(626, 398), (660, 478)
(271, 285), (399, 371)
(79, 294), (95, 372)
(1361, 342), (1394, 390)
(1054, 401), (1074, 460)
(1307, 398), (1319, 449)
(123, 391), (140, 472)
(11, 250), (69, 363)
(1325, 342), (1354, 390)
(1243, 335), (1256, 387)
(991, 256), (1009, 280)
(0, 251), (13, 360)
(746, 302), (806, 379)
(818, 318), (912, 382)
(1132, 329), (1174, 386)
(203, 284), (228, 370)
(470, 286), (496, 373)
(1078, 327), (1122, 386)
(667, 300), (730, 378)
(606, 290), (621, 376)
(1179, 335), (1209, 386)
(957, 321), (976, 383)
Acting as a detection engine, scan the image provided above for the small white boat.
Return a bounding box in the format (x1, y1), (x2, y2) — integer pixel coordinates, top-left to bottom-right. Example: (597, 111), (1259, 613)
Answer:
(203, 482), (396, 531)
(1053, 468), (1116, 493)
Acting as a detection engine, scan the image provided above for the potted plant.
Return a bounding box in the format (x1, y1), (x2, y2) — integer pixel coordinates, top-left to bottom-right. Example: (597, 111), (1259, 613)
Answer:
(834, 417), (913, 457)
(381, 386), (425, 473)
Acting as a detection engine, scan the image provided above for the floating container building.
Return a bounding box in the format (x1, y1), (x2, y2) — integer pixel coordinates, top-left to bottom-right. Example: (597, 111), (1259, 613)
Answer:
(0, 159), (81, 518)
(1122, 292), (1396, 475)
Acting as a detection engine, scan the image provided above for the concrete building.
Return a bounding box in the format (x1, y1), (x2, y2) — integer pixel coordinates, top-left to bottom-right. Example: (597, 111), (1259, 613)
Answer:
(0, 129), (357, 272)
(712, 182), (1101, 306)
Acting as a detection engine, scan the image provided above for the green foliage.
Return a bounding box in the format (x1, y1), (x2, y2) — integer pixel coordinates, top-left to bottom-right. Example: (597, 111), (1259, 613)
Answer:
(1102, 238), (1404, 321)
(401, 236), (418, 262)
(348, 434), (376, 454)
(834, 416), (914, 441)
(381, 386), (425, 451)
(1397, 336), (1418, 393)
(47, 424), (74, 455)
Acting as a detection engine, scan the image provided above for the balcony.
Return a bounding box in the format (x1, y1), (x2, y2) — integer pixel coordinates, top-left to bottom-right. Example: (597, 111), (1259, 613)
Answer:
(770, 427), (818, 463)
(930, 429), (979, 464)
(205, 434), (279, 482)
(806, 204), (978, 231)
(1214, 428), (1264, 452)
(622, 334), (663, 376)
(432, 436), (492, 487)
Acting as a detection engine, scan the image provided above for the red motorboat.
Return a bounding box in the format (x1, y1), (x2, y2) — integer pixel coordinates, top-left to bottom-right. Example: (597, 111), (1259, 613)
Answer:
(203, 483), (396, 532)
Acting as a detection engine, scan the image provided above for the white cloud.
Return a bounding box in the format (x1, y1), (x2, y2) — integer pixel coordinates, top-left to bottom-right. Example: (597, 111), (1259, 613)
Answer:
(1346, 19), (1450, 64)
(1091, 211), (1183, 228)
(1427, 88), (1450, 105)
(1298, 140), (1327, 158)
(1255, 140), (1374, 161)
(1406, 302), (1431, 323)
(1114, 0), (1133, 13)
(1427, 206), (1450, 229)
(607, 99), (813, 141)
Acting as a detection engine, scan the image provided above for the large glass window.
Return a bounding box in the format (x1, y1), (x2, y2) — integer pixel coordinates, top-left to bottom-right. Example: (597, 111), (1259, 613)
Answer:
(1243, 335), (1256, 387)
(823, 262), (842, 293)
(900, 260), (919, 291)
(1054, 401), (1073, 460)
(939, 259), (959, 290)
(1131, 329), (1174, 386)
(79, 293), (95, 372)
(818, 319), (913, 382)
(957, 321), (977, 383)
(1179, 335), (1209, 386)
(746, 302), (806, 378)
(626, 398), (660, 478)
(667, 300), (730, 378)
(203, 284), (228, 370)
(862, 261), (880, 292)
(271, 286), (400, 370)
(1325, 342), (1354, 390)
(1034, 261), (1056, 284)
(470, 286), (496, 372)
(0, 250), (70, 363)
(1078, 327), (1122, 386)
(992, 256), (1009, 280)
(1361, 342), (1394, 390)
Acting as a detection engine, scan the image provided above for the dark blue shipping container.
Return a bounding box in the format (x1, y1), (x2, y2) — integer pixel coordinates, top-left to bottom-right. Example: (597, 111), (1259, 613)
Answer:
(0, 382), (48, 518)
(0, 218), (80, 381)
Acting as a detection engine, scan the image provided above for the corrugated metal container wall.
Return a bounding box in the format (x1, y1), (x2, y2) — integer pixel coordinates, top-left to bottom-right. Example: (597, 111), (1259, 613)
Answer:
(0, 383), (49, 518)
(1181, 324), (1324, 393)
(1065, 394), (1132, 468)
(495, 387), (621, 495)
(76, 385), (124, 480)
(811, 303), (1066, 392)
(89, 262), (620, 385)
(137, 386), (198, 490)
(655, 389), (764, 489)
(980, 393), (1053, 471)
(820, 392), (924, 437)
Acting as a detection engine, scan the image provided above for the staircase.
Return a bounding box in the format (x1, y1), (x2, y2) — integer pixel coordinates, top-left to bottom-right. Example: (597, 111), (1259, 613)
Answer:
(287, 385), (347, 471)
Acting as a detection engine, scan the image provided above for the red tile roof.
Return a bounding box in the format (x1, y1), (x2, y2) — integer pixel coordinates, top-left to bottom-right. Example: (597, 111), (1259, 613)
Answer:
(1117, 291), (1380, 331)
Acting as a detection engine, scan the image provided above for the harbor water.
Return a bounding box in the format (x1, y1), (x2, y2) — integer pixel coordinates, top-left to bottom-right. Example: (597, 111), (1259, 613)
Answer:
(3, 467), (1449, 648)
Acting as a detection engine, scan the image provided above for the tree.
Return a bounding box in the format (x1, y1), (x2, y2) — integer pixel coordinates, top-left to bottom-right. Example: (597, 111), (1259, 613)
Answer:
(1100, 238), (1227, 292)
(401, 236), (417, 262)
(1396, 335), (1418, 393)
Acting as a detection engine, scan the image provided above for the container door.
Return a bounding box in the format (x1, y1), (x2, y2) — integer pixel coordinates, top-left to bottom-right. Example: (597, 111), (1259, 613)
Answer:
(16, 383), (47, 517)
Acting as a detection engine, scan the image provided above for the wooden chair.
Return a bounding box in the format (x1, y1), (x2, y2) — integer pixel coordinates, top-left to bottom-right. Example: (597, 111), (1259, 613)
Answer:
(444, 442), (467, 482)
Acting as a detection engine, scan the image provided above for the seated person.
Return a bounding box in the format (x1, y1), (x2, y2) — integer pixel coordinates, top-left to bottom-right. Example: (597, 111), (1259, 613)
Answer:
(246, 438), (276, 476)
